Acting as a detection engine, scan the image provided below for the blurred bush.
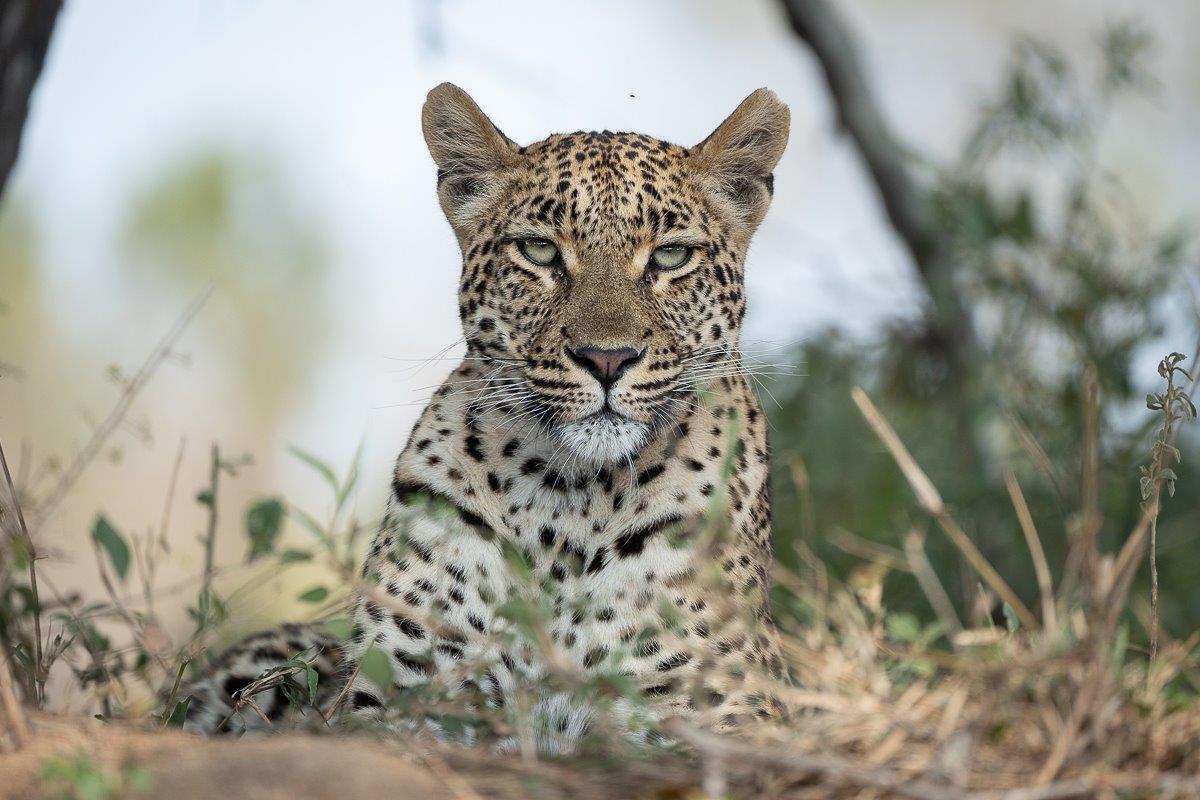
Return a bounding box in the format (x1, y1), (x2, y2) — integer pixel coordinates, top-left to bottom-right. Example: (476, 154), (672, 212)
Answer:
(768, 24), (1200, 635)
(121, 151), (333, 426)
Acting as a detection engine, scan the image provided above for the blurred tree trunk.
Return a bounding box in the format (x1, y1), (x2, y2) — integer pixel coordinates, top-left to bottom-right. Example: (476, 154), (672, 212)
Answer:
(0, 0), (61, 200)
(775, 0), (984, 476)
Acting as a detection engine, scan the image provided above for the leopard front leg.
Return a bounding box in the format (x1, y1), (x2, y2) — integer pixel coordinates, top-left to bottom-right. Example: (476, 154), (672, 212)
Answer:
(336, 495), (515, 739)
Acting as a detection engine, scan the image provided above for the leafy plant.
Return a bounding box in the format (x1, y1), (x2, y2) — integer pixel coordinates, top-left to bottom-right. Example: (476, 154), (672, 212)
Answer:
(40, 753), (151, 800)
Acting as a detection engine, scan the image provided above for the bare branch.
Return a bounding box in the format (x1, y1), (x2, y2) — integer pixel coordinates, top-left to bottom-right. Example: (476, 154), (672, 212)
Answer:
(775, 0), (936, 267)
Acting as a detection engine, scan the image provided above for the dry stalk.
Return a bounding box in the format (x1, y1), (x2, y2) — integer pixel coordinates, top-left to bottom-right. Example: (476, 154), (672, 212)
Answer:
(157, 436), (187, 551)
(1004, 472), (1057, 635)
(830, 527), (910, 573)
(322, 659), (362, 723)
(1006, 413), (1066, 503)
(1076, 365), (1101, 594)
(850, 387), (1037, 629)
(903, 529), (963, 636)
(0, 438), (43, 707)
(29, 288), (210, 536)
(788, 453), (817, 543)
(200, 443), (221, 614)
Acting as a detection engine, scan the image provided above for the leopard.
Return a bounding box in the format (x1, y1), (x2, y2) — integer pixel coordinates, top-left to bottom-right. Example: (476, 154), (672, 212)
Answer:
(180, 82), (793, 749)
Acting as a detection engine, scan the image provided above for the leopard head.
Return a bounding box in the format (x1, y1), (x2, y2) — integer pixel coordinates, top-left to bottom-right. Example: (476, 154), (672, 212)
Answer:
(422, 83), (789, 465)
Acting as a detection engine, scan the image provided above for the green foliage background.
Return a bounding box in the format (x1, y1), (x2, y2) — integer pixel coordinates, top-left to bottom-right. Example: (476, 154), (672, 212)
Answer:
(766, 27), (1200, 636)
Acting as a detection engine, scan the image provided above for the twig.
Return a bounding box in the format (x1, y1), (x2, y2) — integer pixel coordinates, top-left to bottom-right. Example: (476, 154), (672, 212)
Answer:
(36, 570), (119, 716)
(0, 438), (43, 706)
(851, 387), (1037, 629)
(787, 454), (816, 543)
(1105, 351), (1197, 621)
(158, 436), (187, 550)
(1006, 413), (1067, 505)
(322, 659), (361, 724)
(159, 658), (189, 727)
(29, 289), (211, 535)
(1004, 471), (1057, 635)
(1032, 661), (1105, 784)
(200, 442), (220, 615)
(1149, 513), (1160, 660)
(904, 529), (963, 636)
(1078, 366), (1101, 595)
(90, 528), (170, 674)
(830, 527), (910, 572)
(977, 773), (1200, 800)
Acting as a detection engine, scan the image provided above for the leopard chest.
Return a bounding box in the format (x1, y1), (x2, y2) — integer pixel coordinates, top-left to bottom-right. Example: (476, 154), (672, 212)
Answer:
(368, 454), (719, 676)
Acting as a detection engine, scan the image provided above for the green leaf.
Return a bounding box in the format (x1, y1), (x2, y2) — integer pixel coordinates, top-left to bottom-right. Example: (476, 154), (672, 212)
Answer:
(322, 618), (353, 640)
(279, 549), (314, 564)
(886, 612), (921, 643)
(126, 766), (153, 791)
(305, 663), (319, 704)
(335, 442), (363, 512)
(288, 445), (339, 493)
(290, 505), (335, 550)
(359, 645), (394, 689)
(298, 586), (329, 603)
(165, 696), (191, 727)
(91, 516), (131, 581)
(8, 537), (30, 570)
(245, 498), (284, 562)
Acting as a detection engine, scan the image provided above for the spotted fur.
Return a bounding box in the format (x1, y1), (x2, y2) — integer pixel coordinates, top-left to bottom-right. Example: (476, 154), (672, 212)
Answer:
(182, 83), (791, 745)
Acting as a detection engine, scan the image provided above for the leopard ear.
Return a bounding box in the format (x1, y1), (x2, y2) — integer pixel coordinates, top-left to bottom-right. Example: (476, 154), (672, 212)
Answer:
(690, 88), (790, 226)
(422, 83), (520, 231)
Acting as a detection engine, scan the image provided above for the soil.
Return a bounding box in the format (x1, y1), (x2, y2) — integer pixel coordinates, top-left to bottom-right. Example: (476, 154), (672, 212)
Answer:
(0, 713), (705, 800)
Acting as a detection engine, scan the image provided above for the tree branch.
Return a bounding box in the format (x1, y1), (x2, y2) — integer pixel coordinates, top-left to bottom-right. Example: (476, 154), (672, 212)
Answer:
(776, 0), (986, 481)
(776, 0), (936, 267)
(0, 0), (62, 199)
(775, 0), (979, 352)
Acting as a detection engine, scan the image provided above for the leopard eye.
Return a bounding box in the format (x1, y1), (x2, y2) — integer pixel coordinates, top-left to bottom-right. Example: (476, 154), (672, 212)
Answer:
(649, 245), (692, 271)
(518, 239), (560, 267)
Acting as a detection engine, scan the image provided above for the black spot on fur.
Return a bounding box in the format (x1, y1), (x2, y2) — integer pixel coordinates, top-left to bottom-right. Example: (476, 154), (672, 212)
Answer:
(464, 435), (486, 462)
(223, 675), (253, 700)
(615, 515), (682, 557)
(392, 615), (426, 639)
(636, 464), (665, 485)
(351, 691), (383, 710)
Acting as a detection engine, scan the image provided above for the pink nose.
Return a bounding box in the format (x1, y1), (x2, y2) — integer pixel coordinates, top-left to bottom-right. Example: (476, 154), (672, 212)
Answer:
(567, 345), (644, 388)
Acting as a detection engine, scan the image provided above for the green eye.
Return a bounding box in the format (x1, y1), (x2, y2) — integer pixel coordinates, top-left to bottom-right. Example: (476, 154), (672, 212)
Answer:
(650, 245), (692, 271)
(518, 239), (560, 266)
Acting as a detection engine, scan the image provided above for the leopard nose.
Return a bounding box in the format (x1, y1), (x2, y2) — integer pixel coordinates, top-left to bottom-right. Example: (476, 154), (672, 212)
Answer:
(567, 345), (644, 389)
